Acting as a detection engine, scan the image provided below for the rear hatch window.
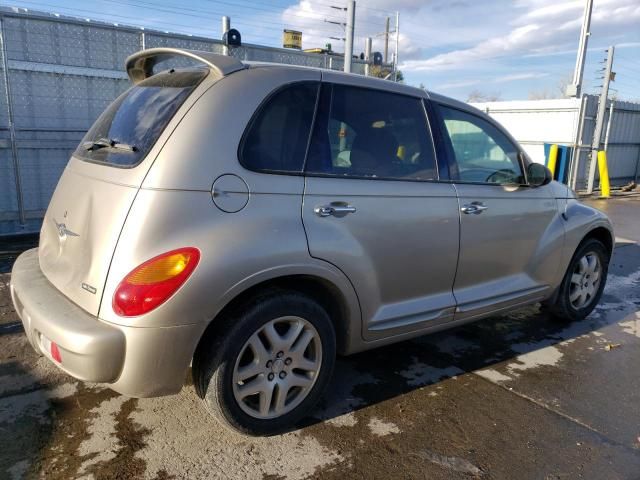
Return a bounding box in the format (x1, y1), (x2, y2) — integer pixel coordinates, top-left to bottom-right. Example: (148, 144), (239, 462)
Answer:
(75, 68), (207, 167)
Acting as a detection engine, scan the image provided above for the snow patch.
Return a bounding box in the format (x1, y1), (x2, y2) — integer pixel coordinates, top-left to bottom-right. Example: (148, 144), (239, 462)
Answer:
(604, 270), (640, 293)
(476, 369), (512, 383)
(619, 317), (640, 338)
(130, 391), (343, 480)
(368, 417), (400, 436)
(507, 345), (563, 373)
(326, 412), (358, 428)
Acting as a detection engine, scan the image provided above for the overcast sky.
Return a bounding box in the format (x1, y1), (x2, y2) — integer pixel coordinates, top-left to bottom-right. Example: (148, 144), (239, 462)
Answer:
(6, 0), (640, 101)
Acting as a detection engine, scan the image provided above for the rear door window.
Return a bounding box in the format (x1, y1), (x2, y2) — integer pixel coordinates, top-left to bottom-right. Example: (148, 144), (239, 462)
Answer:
(239, 82), (319, 174)
(75, 68), (207, 167)
(305, 84), (437, 181)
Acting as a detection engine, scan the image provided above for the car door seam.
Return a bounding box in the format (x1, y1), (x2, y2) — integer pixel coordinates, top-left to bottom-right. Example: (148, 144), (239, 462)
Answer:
(450, 182), (463, 311)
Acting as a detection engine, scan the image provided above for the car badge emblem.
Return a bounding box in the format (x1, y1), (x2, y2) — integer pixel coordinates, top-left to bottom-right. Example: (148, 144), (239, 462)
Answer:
(54, 218), (79, 239)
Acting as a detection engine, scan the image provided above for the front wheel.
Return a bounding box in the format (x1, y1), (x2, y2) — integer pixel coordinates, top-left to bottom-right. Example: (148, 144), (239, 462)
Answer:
(193, 291), (336, 436)
(543, 238), (610, 322)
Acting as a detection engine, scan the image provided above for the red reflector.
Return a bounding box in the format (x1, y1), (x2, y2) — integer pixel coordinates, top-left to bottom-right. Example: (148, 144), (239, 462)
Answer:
(113, 247), (200, 317)
(51, 342), (62, 363)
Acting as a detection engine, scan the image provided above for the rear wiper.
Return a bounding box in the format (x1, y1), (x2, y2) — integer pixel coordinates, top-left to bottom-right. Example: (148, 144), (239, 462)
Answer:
(82, 138), (137, 152)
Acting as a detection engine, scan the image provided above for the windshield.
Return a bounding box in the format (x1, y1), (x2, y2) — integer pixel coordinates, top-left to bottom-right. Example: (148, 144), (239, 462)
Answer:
(75, 68), (207, 167)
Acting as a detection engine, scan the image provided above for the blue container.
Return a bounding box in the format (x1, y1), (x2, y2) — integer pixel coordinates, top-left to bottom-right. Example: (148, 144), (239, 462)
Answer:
(543, 143), (572, 184)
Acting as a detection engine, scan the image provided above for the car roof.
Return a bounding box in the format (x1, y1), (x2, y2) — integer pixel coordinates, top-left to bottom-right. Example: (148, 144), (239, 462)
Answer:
(125, 47), (485, 116)
(245, 61), (428, 98)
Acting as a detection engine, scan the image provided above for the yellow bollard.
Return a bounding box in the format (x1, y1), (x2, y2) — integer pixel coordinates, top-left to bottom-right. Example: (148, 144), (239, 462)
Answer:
(597, 150), (611, 198)
(547, 144), (558, 178)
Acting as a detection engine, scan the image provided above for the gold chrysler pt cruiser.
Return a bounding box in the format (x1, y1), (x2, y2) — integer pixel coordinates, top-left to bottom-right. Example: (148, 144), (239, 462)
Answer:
(10, 48), (613, 435)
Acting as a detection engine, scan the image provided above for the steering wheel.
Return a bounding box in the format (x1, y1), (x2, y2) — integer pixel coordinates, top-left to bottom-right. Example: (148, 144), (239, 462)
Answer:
(485, 168), (517, 184)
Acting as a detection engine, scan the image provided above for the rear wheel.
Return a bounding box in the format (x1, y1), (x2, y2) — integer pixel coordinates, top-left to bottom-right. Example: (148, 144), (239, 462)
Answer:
(193, 291), (336, 436)
(544, 238), (609, 322)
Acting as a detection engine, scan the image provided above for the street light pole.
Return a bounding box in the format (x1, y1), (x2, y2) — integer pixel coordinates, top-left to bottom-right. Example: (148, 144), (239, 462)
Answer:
(567, 0), (593, 97)
(221, 16), (230, 56)
(393, 11), (399, 81)
(364, 36), (371, 76)
(383, 17), (390, 64)
(343, 1), (355, 73)
(587, 46), (615, 194)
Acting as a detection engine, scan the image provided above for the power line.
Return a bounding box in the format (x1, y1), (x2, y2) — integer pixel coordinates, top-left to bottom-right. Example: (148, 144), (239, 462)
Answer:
(8, 0), (363, 46)
(10, 0), (394, 50)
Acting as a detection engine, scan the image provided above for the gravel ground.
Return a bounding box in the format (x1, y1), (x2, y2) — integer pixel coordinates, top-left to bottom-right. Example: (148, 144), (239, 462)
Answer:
(1, 197), (639, 479)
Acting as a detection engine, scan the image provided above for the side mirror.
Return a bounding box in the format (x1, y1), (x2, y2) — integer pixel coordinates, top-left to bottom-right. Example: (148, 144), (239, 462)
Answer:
(527, 162), (552, 187)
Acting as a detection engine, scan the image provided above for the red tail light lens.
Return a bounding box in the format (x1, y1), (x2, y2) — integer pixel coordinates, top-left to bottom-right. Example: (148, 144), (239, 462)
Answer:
(113, 247), (200, 317)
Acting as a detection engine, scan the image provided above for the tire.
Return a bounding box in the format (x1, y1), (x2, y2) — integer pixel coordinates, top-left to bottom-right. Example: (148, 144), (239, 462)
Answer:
(543, 238), (610, 322)
(193, 290), (336, 436)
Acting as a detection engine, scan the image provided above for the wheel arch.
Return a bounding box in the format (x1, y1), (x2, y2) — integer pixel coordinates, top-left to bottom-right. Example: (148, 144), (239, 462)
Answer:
(581, 225), (614, 256)
(193, 269), (361, 363)
(546, 222), (614, 306)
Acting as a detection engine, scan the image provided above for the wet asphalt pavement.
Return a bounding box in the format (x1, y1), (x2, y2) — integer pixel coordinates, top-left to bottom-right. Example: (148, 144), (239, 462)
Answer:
(1, 196), (639, 479)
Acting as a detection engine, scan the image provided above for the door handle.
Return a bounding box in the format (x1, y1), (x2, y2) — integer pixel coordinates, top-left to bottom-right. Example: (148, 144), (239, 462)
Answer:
(314, 204), (357, 217)
(461, 202), (488, 215)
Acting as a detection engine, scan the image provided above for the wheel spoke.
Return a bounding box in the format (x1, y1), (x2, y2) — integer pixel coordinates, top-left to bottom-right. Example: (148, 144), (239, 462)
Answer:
(273, 382), (289, 413)
(579, 256), (589, 273)
(288, 373), (313, 389)
(587, 254), (598, 273)
(259, 382), (275, 416)
(263, 322), (284, 351)
(577, 291), (587, 307)
(569, 288), (582, 302)
(291, 329), (314, 355)
(236, 361), (262, 383)
(284, 320), (305, 351)
(248, 334), (270, 363)
(237, 376), (266, 399)
(295, 357), (319, 373)
(571, 273), (582, 285)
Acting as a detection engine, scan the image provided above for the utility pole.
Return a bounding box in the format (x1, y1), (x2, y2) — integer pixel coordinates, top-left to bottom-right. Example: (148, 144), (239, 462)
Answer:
(587, 46), (615, 194)
(343, 1), (355, 73)
(567, 0), (593, 97)
(383, 17), (390, 64)
(221, 16), (230, 56)
(364, 37), (372, 76)
(393, 11), (399, 81)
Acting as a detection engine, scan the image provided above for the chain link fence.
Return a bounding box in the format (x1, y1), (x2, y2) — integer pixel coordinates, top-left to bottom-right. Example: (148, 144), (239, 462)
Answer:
(0, 7), (376, 235)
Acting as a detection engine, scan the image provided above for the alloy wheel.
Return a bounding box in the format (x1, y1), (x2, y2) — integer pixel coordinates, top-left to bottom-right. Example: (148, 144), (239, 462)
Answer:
(232, 316), (322, 419)
(569, 251), (601, 309)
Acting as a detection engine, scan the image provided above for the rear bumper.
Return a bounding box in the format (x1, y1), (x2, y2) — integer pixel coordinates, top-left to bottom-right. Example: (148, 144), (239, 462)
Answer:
(11, 249), (125, 382)
(11, 248), (204, 397)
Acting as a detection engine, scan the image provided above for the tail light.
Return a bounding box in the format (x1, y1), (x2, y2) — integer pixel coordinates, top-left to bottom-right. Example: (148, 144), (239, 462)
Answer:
(113, 247), (200, 317)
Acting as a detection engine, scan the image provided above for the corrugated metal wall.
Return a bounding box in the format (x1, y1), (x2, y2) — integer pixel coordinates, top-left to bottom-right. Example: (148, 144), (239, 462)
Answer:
(0, 8), (372, 235)
(471, 98), (584, 165)
(603, 100), (640, 184)
(473, 95), (640, 192)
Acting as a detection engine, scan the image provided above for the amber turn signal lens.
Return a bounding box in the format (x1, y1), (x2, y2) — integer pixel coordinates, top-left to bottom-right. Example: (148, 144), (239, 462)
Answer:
(113, 247), (200, 317)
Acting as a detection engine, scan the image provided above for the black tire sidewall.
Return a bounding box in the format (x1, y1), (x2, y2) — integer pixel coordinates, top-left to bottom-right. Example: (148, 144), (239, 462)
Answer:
(197, 292), (336, 436)
(556, 238), (609, 321)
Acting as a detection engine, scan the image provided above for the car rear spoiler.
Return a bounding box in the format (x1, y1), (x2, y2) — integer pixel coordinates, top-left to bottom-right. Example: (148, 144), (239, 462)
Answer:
(125, 48), (246, 84)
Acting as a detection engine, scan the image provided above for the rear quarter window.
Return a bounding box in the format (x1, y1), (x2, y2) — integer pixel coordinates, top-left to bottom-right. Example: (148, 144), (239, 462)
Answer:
(239, 82), (319, 174)
(75, 68), (207, 167)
